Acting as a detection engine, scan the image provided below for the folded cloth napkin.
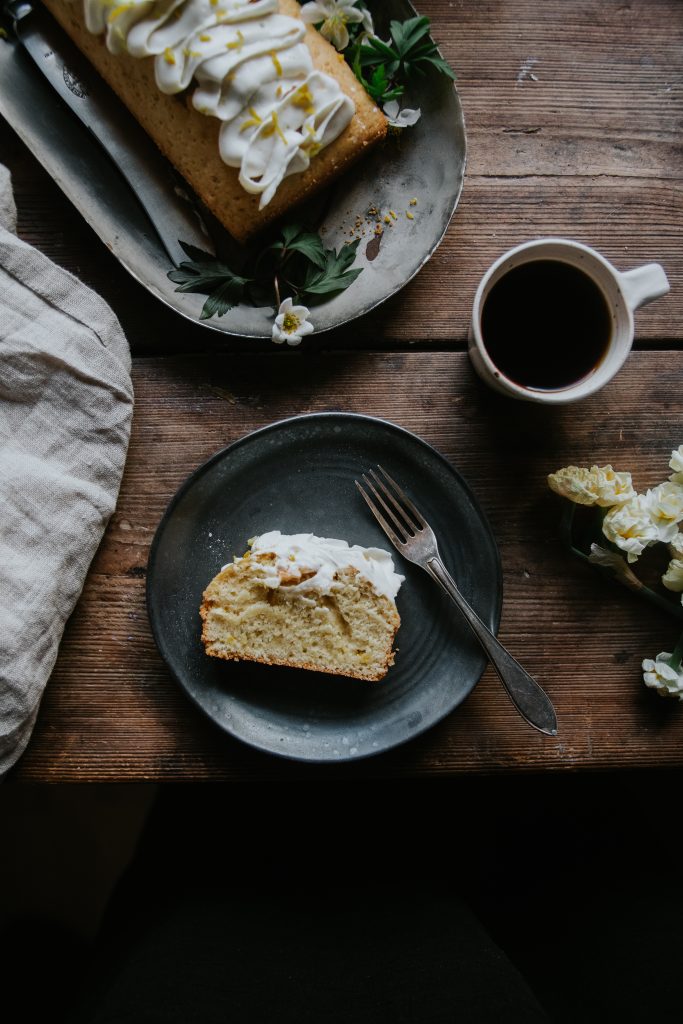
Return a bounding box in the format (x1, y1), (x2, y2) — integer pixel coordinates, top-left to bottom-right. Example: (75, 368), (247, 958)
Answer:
(0, 164), (133, 777)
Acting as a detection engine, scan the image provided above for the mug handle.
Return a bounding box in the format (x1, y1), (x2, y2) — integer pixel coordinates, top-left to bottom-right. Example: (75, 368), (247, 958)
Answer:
(618, 263), (670, 311)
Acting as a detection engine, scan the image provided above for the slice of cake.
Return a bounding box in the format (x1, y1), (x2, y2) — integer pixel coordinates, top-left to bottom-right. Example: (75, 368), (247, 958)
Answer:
(200, 531), (404, 681)
(44, 0), (388, 242)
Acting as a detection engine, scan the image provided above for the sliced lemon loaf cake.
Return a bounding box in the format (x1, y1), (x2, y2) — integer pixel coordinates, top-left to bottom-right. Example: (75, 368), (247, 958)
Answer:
(200, 531), (404, 681)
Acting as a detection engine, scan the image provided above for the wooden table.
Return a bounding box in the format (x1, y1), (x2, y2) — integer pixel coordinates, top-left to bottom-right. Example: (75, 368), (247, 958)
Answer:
(3, 0), (682, 778)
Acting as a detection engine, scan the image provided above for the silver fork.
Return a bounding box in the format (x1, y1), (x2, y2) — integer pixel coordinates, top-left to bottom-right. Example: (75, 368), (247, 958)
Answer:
(356, 466), (558, 736)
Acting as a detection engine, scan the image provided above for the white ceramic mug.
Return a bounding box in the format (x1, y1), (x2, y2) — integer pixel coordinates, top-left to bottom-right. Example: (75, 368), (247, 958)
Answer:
(468, 238), (670, 404)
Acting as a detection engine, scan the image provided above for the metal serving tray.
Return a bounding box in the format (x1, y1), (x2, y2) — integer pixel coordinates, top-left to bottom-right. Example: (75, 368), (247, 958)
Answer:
(0, 1), (466, 338)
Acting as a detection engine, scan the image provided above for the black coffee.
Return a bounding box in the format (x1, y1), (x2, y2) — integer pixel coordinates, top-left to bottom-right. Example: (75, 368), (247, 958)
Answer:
(480, 259), (612, 390)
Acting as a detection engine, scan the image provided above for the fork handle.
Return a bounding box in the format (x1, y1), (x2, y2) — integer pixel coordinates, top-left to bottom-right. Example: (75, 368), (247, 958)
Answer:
(426, 558), (558, 736)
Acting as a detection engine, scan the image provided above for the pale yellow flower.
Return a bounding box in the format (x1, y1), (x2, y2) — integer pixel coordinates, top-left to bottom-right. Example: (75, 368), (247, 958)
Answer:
(602, 494), (659, 563)
(669, 445), (683, 485)
(644, 481), (683, 543)
(548, 464), (636, 507)
(662, 558), (683, 592)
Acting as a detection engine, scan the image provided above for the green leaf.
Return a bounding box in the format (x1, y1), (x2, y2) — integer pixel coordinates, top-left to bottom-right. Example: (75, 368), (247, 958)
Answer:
(178, 240), (215, 263)
(199, 277), (244, 320)
(422, 54), (457, 80)
(284, 231), (327, 268)
(346, 13), (455, 116)
(303, 267), (363, 296)
(300, 240), (363, 299)
(280, 222), (304, 245)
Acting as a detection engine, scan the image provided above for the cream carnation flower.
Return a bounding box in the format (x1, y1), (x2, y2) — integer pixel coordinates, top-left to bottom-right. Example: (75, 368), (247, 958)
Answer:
(642, 652), (683, 700)
(670, 532), (683, 557)
(669, 445), (683, 485)
(602, 494), (659, 563)
(548, 465), (636, 508)
(644, 481), (683, 543)
(300, 0), (364, 50)
(662, 558), (683, 593)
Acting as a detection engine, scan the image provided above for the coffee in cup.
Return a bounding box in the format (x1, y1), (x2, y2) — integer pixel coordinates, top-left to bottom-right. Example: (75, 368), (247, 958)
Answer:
(468, 238), (669, 404)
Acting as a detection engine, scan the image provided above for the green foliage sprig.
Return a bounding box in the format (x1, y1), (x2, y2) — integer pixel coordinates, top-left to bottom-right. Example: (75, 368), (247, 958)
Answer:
(346, 15), (456, 107)
(168, 224), (362, 321)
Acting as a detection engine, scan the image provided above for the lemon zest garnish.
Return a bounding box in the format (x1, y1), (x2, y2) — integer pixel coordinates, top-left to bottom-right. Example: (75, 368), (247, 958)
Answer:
(262, 111), (287, 144)
(199, 33), (212, 42)
(270, 50), (283, 76)
(240, 106), (263, 132)
(290, 84), (315, 115)
(163, 47), (176, 66)
(225, 30), (244, 49)
(406, 211), (414, 219)
(107, 3), (135, 25)
(410, 197), (418, 206)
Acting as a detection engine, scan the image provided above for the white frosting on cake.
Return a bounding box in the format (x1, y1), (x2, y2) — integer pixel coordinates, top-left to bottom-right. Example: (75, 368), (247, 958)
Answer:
(80, 0), (355, 207)
(229, 531), (404, 601)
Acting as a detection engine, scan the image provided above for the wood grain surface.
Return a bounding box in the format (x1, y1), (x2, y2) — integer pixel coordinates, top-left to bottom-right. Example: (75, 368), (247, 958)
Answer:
(13, 350), (683, 780)
(1, 0), (681, 349)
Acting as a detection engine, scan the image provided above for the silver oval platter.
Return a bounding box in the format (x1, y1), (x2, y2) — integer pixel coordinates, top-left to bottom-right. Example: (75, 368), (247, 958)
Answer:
(0, 1), (466, 338)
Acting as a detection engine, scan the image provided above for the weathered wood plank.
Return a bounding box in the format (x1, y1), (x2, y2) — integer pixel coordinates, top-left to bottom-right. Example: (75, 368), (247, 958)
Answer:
(1, 0), (680, 346)
(13, 349), (683, 779)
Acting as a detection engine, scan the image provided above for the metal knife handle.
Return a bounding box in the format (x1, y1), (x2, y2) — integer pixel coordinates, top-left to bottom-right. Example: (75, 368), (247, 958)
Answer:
(425, 556), (558, 736)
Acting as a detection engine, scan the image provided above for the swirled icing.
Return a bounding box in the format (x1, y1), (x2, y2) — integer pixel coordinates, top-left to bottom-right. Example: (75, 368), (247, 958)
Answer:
(80, 0), (355, 207)
(227, 531), (405, 602)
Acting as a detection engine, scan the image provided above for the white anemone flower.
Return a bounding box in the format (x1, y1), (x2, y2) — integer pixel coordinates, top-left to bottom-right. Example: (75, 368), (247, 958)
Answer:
(669, 445), (683, 484)
(383, 100), (422, 128)
(547, 464), (636, 508)
(300, 0), (364, 50)
(359, 5), (374, 37)
(601, 493), (659, 563)
(644, 481), (683, 543)
(642, 653), (683, 700)
(272, 298), (314, 346)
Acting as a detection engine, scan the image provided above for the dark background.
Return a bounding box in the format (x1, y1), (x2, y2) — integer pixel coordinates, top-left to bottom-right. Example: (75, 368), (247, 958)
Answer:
(2, 773), (681, 1022)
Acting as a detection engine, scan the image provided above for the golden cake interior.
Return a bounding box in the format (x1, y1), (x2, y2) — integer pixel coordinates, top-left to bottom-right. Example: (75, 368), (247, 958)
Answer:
(200, 554), (400, 682)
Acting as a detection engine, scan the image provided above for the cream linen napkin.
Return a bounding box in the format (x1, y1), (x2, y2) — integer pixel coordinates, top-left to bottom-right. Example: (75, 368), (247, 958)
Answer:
(0, 164), (134, 776)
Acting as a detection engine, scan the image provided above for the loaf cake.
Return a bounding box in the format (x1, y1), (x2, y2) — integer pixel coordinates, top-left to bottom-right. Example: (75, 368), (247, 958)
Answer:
(44, 0), (388, 242)
(200, 531), (404, 681)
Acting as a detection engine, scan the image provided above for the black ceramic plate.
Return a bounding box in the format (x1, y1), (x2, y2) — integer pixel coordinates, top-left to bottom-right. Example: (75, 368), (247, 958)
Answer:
(146, 414), (502, 762)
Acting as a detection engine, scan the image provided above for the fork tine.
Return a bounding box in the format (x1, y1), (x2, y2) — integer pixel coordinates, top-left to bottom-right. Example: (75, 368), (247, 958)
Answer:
(361, 473), (411, 542)
(355, 480), (406, 548)
(369, 469), (420, 535)
(376, 465), (427, 528)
